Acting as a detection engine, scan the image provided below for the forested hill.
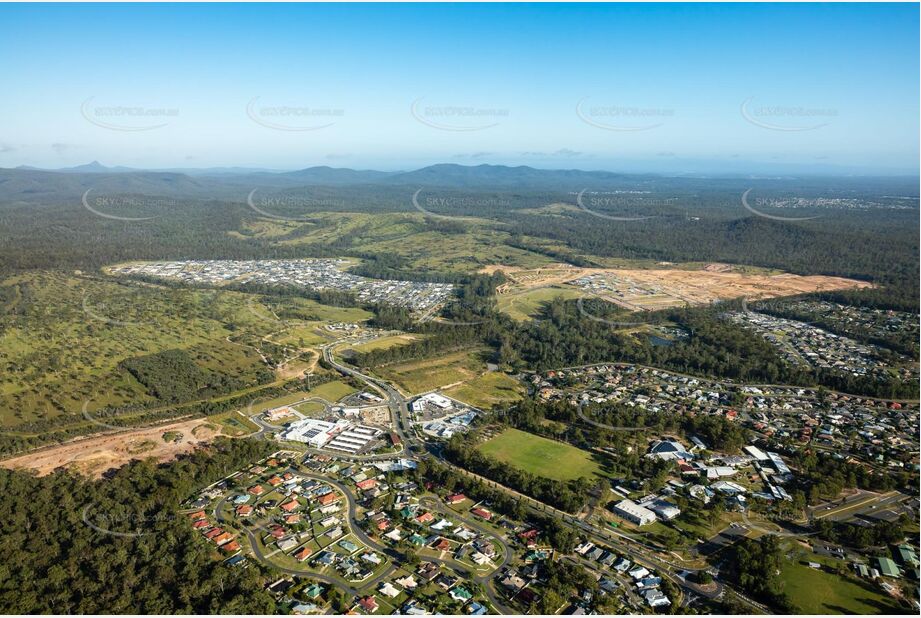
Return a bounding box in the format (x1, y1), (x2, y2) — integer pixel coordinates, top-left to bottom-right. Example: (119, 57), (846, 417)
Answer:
(2, 163), (918, 199)
(0, 165), (916, 309)
(0, 438), (276, 614)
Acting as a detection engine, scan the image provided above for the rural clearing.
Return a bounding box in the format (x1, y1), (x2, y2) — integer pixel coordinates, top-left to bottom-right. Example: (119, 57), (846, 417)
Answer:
(0, 417), (230, 478)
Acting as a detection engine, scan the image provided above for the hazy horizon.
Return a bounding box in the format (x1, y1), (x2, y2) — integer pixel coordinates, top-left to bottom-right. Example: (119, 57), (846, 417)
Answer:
(1, 3), (918, 176)
(8, 157), (921, 179)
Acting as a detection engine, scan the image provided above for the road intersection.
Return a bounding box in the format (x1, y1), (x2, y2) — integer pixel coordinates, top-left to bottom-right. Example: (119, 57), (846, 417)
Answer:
(236, 342), (769, 612)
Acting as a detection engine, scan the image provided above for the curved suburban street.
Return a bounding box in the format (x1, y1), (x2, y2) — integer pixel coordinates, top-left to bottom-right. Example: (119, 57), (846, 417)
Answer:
(237, 342), (773, 613)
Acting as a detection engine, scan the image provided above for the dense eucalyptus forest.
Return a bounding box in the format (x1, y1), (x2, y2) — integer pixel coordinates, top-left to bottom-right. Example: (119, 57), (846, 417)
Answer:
(0, 166), (917, 312)
(0, 439), (276, 613)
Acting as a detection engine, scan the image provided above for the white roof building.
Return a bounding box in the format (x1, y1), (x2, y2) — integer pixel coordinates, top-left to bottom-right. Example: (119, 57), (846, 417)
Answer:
(743, 445), (770, 461)
(612, 499), (657, 526)
(644, 499), (681, 521)
(418, 393), (453, 409)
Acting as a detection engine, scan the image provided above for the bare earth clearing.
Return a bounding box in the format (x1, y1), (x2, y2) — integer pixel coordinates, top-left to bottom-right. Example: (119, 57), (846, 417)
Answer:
(484, 263), (871, 312)
(0, 418), (226, 478)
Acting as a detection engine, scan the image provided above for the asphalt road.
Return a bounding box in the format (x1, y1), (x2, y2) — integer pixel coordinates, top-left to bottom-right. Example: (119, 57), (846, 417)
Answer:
(417, 495), (515, 614)
(321, 345), (414, 446)
(247, 346), (763, 612)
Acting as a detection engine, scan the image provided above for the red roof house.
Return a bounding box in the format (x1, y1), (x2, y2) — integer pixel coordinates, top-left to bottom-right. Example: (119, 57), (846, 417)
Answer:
(221, 540), (241, 553)
(318, 492), (340, 506)
(280, 499), (300, 512)
(358, 596), (378, 613)
(415, 512), (435, 525)
(212, 532), (234, 546)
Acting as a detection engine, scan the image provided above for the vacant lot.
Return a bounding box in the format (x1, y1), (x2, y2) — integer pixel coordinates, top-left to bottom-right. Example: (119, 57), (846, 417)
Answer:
(443, 371), (524, 409)
(270, 324), (331, 347)
(779, 558), (906, 614)
(477, 427), (604, 481)
(496, 286), (588, 321)
(206, 410), (259, 437)
(0, 272), (275, 429)
(0, 417), (224, 478)
(308, 380), (358, 402)
(347, 333), (424, 354)
(589, 267), (871, 310)
(376, 349), (486, 395)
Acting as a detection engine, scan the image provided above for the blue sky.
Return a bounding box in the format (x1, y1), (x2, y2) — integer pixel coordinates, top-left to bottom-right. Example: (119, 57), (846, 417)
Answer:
(0, 3), (917, 174)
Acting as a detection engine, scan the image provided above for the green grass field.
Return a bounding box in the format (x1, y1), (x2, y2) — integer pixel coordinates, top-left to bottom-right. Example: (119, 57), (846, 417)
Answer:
(376, 349), (486, 394)
(496, 286), (588, 321)
(307, 380), (357, 402)
(247, 391), (312, 414)
(270, 324), (332, 347)
(293, 401), (327, 415)
(347, 334), (424, 354)
(205, 411), (260, 436)
(779, 558), (907, 614)
(476, 427), (604, 481)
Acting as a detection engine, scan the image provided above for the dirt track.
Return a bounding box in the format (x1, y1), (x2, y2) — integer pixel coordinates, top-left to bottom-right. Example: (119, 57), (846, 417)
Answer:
(0, 418), (225, 478)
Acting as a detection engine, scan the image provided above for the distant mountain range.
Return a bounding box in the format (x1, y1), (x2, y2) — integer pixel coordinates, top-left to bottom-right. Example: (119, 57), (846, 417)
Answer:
(10, 161), (635, 186)
(0, 162), (651, 202)
(16, 161), (287, 176)
(0, 162), (916, 204)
